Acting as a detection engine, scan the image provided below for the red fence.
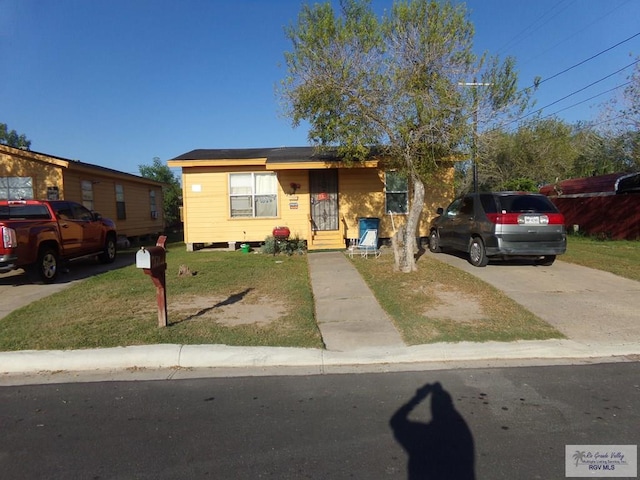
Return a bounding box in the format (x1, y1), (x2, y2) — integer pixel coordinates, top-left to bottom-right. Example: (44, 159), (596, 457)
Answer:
(549, 193), (639, 240)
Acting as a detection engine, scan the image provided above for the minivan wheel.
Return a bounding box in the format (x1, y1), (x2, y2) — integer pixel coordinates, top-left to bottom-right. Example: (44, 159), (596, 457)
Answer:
(428, 230), (441, 253)
(469, 237), (488, 267)
(536, 255), (556, 266)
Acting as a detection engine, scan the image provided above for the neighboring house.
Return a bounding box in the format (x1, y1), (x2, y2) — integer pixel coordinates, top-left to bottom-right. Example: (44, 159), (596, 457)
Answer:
(167, 146), (455, 251)
(0, 144), (166, 240)
(540, 171), (640, 240)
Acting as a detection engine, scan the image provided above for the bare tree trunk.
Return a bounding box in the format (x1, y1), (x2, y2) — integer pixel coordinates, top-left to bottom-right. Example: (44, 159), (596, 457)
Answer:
(393, 175), (425, 273)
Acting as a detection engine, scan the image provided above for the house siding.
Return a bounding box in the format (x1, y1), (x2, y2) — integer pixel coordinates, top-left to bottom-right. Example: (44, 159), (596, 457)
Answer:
(181, 166), (312, 245)
(178, 163), (455, 246)
(1, 144), (165, 239)
(0, 151), (64, 199)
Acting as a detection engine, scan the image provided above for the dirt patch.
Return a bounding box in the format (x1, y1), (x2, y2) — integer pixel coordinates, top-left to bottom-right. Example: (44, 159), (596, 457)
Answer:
(170, 294), (287, 326)
(423, 287), (484, 323)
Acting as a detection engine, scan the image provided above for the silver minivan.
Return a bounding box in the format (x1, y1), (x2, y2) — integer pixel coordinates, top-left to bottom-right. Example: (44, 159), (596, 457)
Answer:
(428, 192), (567, 266)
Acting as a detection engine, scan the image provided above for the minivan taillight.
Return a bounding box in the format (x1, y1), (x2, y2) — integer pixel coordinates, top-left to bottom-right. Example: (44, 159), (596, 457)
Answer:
(486, 213), (565, 225)
(1, 226), (17, 248)
(543, 213), (565, 225)
(485, 213), (520, 224)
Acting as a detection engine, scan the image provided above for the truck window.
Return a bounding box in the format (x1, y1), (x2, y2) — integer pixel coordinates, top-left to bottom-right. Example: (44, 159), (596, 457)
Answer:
(0, 205), (51, 220)
(71, 203), (94, 221)
(51, 202), (73, 220)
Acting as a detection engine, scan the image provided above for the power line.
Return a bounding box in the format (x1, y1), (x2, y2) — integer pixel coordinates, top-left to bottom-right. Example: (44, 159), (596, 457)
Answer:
(496, 59), (639, 130)
(533, 31), (640, 88)
(539, 81), (631, 120)
(494, 33), (640, 126)
(529, 60), (638, 117)
(496, 0), (575, 56)
(518, 0), (636, 69)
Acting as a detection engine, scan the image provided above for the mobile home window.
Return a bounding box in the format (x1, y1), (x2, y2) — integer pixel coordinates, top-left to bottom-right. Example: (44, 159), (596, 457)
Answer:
(150, 190), (158, 219)
(229, 172), (277, 218)
(0, 176), (34, 200)
(81, 180), (94, 210)
(385, 171), (408, 214)
(115, 184), (126, 220)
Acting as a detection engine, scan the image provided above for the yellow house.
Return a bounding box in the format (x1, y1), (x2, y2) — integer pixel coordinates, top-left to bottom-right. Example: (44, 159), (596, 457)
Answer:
(0, 144), (166, 239)
(168, 147), (455, 251)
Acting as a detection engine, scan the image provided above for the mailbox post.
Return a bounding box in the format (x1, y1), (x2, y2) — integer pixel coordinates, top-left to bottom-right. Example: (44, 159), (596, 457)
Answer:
(136, 235), (168, 327)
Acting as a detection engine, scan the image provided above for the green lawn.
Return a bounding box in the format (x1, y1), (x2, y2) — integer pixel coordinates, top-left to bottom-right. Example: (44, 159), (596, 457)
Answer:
(561, 236), (640, 282)
(1, 236), (636, 351)
(349, 252), (563, 345)
(0, 243), (322, 351)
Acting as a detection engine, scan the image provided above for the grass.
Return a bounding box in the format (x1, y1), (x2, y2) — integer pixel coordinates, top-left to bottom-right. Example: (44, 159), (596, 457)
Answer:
(561, 235), (640, 282)
(0, 242), (322, 351)
(349, 253), (563, 345)
(2, 236), (636, 351)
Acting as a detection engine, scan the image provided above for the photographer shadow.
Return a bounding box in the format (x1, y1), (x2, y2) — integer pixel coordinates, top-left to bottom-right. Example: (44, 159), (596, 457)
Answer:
(390, 382), (475, 480)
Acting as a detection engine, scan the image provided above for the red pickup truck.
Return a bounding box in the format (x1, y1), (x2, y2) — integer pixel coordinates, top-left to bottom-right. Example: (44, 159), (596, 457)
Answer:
(0, 200), (117, 283)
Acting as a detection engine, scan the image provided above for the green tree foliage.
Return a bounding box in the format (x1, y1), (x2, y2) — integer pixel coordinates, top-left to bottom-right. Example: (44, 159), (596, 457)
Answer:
(477, 118), (578, 190)
(281, 0), (529, 272)
(138, 157), (182, 228)
(591, 57), (640, 173)
(0, 123), (31, 149)
(476, 117), (638, 193)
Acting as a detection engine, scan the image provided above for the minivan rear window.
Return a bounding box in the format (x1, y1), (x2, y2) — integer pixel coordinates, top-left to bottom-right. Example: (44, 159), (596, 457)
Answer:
(497, 195), (559, 213)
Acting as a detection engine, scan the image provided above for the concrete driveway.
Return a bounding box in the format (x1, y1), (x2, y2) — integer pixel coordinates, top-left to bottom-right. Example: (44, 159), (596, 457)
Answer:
(426, 250), (640, 345)
(0, 251), (136, 320)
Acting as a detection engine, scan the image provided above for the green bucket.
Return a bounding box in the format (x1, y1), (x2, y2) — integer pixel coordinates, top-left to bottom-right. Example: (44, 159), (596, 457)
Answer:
(240, 243), (250, 253)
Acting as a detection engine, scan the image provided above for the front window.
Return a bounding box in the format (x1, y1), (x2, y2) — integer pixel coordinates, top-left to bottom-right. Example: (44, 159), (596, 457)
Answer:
(229, 172), (278, 218)
(385, 171), (408, 214)
(0, 176), (33, 200)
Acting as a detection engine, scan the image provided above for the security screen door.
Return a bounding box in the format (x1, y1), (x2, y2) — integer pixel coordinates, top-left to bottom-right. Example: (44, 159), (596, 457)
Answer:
(309, 169), (338, 231)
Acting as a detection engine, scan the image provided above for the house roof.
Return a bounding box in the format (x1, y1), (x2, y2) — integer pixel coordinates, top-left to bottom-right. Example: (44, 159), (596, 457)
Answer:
(168, 146), (383, 170)
(1, 144), (165, 186)
(540, 171), (640, 196)
(171, 147), (340, 163)
(169, 146), (464, 170)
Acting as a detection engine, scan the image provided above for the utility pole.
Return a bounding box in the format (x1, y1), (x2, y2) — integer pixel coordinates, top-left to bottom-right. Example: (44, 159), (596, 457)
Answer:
(459, 80), (491, 193)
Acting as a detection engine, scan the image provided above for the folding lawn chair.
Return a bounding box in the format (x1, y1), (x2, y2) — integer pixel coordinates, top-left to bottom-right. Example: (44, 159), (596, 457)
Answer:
(355, 229), (381, 258)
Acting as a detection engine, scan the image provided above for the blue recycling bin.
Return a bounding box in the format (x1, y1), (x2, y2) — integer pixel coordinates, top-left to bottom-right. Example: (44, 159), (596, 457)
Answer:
(358, 217), (380, 239)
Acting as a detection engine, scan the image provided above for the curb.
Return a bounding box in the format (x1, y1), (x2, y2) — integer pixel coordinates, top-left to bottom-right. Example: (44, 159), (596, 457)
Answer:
(1, 339), (639, 375)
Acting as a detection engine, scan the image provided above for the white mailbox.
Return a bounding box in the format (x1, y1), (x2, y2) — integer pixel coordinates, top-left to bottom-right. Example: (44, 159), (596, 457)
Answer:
(136, 246), (166, 270)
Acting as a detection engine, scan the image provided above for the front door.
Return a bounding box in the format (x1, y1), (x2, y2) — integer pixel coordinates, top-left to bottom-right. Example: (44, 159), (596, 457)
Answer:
(309, 169), (338, 231)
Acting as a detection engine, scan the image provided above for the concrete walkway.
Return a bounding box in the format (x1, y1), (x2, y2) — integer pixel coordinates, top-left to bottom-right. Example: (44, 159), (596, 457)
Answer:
(1, 249), (640, 382)
(308, 252), (404, 351)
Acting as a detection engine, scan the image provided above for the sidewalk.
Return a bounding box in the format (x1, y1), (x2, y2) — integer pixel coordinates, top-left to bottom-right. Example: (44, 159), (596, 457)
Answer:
(1, 250), (640, 382)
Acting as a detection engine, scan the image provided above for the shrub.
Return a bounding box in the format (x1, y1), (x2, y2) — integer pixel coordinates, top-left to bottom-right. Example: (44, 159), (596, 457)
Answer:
(261, 235), (307, 255)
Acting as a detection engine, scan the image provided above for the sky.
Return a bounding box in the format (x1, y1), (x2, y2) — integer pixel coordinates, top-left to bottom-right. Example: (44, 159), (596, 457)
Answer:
(2, 0), (639, 175)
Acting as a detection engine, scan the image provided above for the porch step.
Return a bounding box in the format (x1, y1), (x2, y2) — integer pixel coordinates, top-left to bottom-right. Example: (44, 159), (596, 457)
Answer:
(308, 230), (345, 251)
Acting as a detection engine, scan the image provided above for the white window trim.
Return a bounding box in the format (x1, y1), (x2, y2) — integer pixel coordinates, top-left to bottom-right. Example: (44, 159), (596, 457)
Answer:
(229, 172), (278, 218)
(385, 171), (409, 215)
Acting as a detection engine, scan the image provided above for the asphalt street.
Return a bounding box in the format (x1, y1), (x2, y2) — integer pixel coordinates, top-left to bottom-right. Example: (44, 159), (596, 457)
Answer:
(0, 363), (638, 479)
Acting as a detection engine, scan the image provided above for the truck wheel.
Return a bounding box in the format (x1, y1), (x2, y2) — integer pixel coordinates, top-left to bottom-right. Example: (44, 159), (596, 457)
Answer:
(33, 247), (59, 284)
(99, 235), (117, 264)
